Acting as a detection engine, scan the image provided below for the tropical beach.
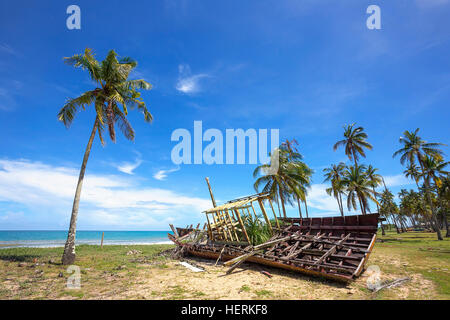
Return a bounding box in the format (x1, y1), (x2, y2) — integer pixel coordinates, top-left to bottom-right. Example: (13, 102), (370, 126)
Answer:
(0, 230), (449, 299)
(0, 1), (449, 304)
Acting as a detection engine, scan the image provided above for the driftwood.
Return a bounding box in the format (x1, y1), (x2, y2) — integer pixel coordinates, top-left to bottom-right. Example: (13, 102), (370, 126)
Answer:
(372, 277), (411, 293)
(214, 246), (226, 266)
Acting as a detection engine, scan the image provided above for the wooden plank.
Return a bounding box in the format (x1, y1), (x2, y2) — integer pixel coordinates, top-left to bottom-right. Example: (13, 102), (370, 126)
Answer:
(234, 209), (250, 244)
(169, 224), (179, 238)
(314, 233), (351, 265)
(268, 199), (280, 228)
(258, 199), (273, 232)
(205, 177), (217, 207)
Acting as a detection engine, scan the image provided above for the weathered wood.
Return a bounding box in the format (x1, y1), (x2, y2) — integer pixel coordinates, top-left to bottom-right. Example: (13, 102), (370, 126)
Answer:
(205, 177), (217, 208)
(234, 209), (250, 244)
(100, 232), (104, 248)
(268, 199), (280, 228)
(258, 199), (273, 233)
(169, 224), (179, 238)
(314, 234), (351, 265)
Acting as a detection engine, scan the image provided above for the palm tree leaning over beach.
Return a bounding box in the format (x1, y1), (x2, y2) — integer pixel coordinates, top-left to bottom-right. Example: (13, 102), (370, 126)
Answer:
(393, 128), (446, 240)
(333, 123), (373, 168)
(323, 163), (346, 217)
(58, 49), (152, 264)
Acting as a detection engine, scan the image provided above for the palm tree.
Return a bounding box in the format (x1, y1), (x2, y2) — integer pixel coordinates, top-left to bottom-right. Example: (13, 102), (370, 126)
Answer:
(254, 141), (312, 219)
(438, 175), (450, 237)
(393, 129), (446, 240)
(380, 189), (401, 233)
(342, 165), (379, 214)
(253, 152), (292, 219)
(365, 165), (384, 233)
(404, 163), (421, 189)
(420, 155), (449, 237)
(333, 123), (373, 168)
(58, 49), (152, 264)
(365, 165), (383, 211)
(323, 162), (346, 216)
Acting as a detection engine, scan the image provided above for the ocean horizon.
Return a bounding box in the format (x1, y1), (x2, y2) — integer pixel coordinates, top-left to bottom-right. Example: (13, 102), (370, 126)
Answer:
(0, 230), (173, 249)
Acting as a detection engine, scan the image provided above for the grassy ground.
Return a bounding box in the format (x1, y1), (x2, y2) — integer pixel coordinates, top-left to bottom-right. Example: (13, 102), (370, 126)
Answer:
(0, 230), (448, 300)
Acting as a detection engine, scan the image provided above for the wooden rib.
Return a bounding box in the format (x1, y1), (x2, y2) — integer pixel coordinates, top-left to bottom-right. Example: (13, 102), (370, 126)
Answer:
(205, 213), (213, 240)
(268, 199), (280, 228)
(234, 209), (250, 244)
(314, 233), (351, 265)
(258, 199), (273, 232)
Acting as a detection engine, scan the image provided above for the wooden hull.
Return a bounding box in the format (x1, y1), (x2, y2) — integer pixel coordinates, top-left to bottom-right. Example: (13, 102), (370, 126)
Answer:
(169, 213), (379, 282)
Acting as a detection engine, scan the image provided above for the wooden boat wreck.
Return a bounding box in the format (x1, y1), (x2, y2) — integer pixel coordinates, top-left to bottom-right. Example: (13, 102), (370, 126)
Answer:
(168, 191), (379, 283)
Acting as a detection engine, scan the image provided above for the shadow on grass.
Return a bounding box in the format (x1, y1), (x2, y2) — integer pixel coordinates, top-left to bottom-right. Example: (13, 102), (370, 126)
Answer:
(0, 254), (41, 262)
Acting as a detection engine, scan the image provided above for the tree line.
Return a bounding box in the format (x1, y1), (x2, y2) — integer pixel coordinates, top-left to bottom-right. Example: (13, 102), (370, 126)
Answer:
(253, 125), (448, 241)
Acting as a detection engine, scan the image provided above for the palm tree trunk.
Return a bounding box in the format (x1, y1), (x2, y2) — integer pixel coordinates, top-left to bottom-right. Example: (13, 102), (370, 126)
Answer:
(373, 186), (385, 235)
(279, 189), (287, 218)
(338, 192), (344, 217)
(276, 197), (282, 219)
(358, 196), (365, 215)
(352, 150), (358, 169)
(444, 212), (449, 237)
(419, 161), (443, 240)
(433, 179), (449, 237)
(297, 197), (302, 219)
(62, 117), (98, 265)
(304, 199), (309, 219)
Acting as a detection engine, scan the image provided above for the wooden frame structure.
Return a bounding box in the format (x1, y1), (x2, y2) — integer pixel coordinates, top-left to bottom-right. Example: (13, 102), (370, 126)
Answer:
(168, 188), (380, 282)
(203, 193), (280, 244)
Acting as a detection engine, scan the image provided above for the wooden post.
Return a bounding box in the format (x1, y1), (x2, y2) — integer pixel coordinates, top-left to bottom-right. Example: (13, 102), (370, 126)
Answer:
(205, 213), (214, 240)
(258, 199), (273, 233)
(268, 199), (280, 228)
(234, 209), (250, 244)
(100, 232), (104, 249)
(205, 177), (217, 208)
(169, 224), (179, 238)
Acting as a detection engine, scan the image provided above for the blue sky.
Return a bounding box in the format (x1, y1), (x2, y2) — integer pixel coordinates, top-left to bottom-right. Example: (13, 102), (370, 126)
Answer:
(0, 0), (449, 230)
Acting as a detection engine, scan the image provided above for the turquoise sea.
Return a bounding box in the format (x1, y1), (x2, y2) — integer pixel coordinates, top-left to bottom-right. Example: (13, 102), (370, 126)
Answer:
(0, 230), (172, 248)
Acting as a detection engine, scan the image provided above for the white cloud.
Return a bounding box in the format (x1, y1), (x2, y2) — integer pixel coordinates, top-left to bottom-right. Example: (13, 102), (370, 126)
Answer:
(383, 174), (414, 188)
(175, 64), (209, 94)
(0, 159), (210, 229)
(115, 153), (143, 175)
(153, 167), (180, 181)
(306, 184), (341, 212)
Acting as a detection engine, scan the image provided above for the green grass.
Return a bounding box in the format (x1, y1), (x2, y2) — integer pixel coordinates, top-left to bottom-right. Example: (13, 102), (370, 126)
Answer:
(254, 289), (273, 298)
(0, 244), (173, 270)
(373, 229), (450, 298)
(0, 232), (449, 300)
(240, 285), (251, 292)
